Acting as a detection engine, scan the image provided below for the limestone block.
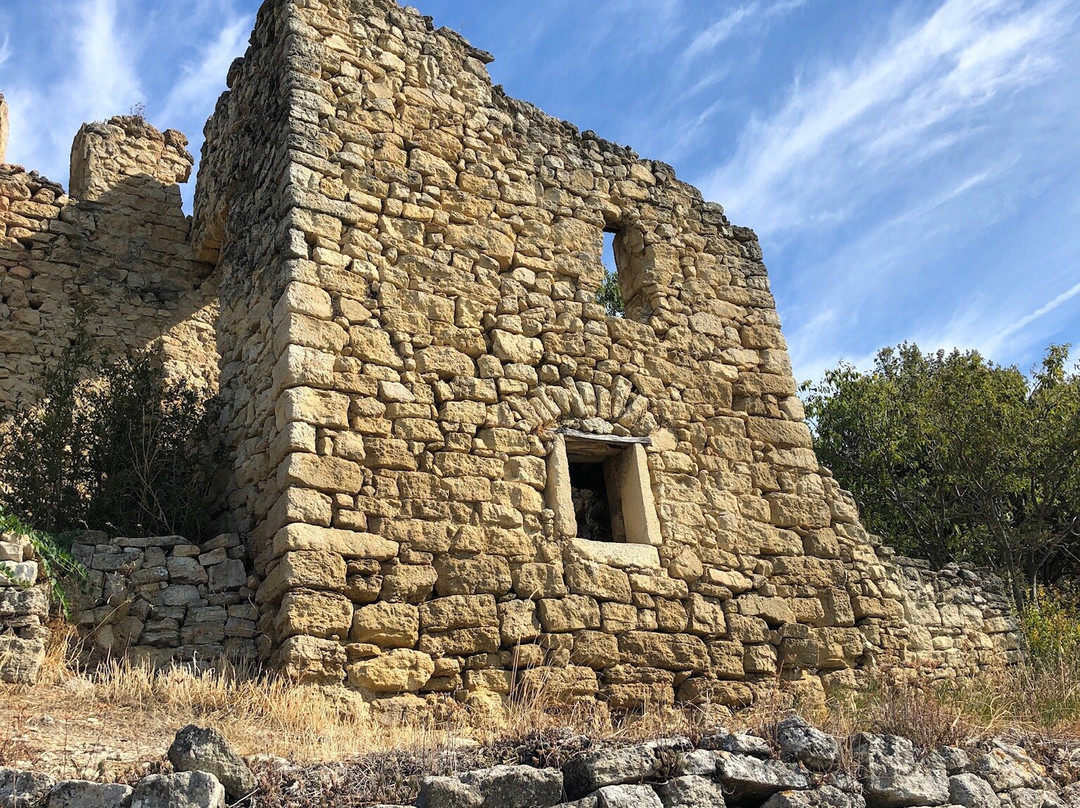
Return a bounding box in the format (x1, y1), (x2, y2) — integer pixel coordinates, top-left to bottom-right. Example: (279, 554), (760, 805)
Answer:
(278, 453), (365, 495)
(274, 590), (353, 640)
(513, 563), (568, 599)
(348, 649), (434, 692)
(0, 636), (45, 684)
(0, 561), (37, 587)
(351, 602), (419, 648)
(420, 595), (499, 631)
(415, 346), (475, 378)
(492, 330), (543, 365)
(278, 387), (350, 429)
(380, 564), (438, 603)
(618, 632), (709, 672)
(273, 635), (347, 684)
(538, 596), (601, 632)
(272, 524), (398, 560)
(45, 780), (134, 808)
(517, 665), (597, 702)
(686, 594), (727, 638)
(738, 594), (796, 627)
(499, 600), (540, 645)
(565, 562), (632, 603)
(420, 627), (501, 656)
(129, 771), (225, 808)
(434, 556), (511, 596)
(571, 631), (620, 669)
(167, 724), (256, 800)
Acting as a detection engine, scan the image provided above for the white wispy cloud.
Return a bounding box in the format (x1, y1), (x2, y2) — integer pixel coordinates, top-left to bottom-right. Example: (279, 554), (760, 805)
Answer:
(682, 0), (808, 67)
(66, 0), (144, 120)
(703, 0), (1071, 234)
(0, 33), (11, 68)
(160, 14), (252, 125)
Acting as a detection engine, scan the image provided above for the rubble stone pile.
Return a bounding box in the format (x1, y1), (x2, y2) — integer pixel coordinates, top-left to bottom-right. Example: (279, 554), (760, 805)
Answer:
(3, 719), (1079, 808)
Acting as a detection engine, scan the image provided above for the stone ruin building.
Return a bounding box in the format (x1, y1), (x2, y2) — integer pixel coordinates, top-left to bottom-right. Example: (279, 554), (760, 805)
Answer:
(0, 0), (1021, 706)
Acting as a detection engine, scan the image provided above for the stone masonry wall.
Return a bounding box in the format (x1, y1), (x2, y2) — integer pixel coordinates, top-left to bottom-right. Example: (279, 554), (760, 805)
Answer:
(189, 0), (1022, 707)
(70, 532), (256, 666)
(0, 115), (219, 409)
(0, 0), (1022, 701)
(0, 532), (49, 684)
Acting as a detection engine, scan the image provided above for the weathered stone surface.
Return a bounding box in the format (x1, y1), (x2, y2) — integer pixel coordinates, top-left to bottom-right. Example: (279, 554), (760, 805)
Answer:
(852, 735), (949, 808)
(563, 740), (691, 799)
(701, 732), (772, 757)
(167, 725), (255, 800)
(458, 765), (563, 808)
(0, 636), (45, 684)
(0, 0), (1023, 694)
(777, 715), (840, 771)
(129, 772), (225, 808)
(352, 603), (420, 648)
(46, 781), (134, 808)
(0, 768), (55, 808)
(949, 774), (1001, 808)
(655, 775), (726, 808)
(348, 649), (435, 692)
(597, 784), (663, 808)
(973, 743), (1049, 792)
(416, 776), (483, 808)
(714, 752), (811, 803)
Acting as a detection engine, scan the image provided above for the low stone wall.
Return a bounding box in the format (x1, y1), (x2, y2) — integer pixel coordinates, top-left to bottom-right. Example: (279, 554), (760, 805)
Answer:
(858, 544), (1023, 681)
(0, 532), (49, 683)
(70, 533), (257, 665)
(2, 719), (1078, 807)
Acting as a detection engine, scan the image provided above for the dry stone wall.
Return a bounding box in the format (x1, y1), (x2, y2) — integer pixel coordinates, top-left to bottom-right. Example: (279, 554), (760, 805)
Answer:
(0, 115), (219, 409)
(70, 533), (257, 665)
(0, 533), (49, 684)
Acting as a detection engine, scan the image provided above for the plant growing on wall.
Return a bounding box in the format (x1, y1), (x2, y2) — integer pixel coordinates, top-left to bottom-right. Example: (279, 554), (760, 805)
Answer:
(0, 330), (223, 540)
(0, 507), (85, 616)
(803, 343), (1080, 611)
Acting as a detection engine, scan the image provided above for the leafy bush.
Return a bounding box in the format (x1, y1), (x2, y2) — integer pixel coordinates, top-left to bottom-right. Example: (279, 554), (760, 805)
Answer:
(803, 343), (1080, 610)
(1023, 587), (1080, 668)
(0, 333), (222, 539)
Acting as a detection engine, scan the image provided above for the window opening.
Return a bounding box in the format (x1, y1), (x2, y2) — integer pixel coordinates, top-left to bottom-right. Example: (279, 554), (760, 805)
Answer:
(596, 229), (625, 318)
(568, 459), (626, 543)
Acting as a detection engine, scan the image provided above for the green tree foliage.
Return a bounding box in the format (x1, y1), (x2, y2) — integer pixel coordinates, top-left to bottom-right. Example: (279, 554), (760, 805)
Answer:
(802, 343), (1080, 611)
(596, 269), (625, 317)
(0, 334), (222, 539)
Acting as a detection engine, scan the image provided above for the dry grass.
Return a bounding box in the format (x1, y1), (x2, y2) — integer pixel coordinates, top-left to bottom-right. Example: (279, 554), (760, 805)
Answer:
(3, 624), (1080, 803)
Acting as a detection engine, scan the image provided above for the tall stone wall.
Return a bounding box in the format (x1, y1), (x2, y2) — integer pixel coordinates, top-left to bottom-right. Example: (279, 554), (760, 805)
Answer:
(191, 0), (1021, 706)
(0, 0), (1022, 702)
(0, 115), (219, 409)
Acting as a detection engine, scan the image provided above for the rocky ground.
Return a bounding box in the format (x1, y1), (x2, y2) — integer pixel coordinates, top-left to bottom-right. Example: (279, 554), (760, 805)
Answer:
(2, 715), (1080, 808)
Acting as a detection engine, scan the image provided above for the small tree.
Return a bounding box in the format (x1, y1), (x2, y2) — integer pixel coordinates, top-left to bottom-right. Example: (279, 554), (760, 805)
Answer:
(803, 343), (1080, 611)
(0, 335), (222, 539)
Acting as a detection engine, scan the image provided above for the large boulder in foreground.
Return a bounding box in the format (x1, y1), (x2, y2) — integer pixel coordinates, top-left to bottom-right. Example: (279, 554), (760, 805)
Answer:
(167, 725), (255, 800)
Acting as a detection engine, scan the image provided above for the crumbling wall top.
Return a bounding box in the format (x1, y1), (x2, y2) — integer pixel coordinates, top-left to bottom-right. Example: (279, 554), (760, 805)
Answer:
(69, 115), (193, 202)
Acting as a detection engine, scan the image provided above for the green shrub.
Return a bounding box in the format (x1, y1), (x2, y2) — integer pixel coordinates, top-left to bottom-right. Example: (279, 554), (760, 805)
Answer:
(0, 333), (222, 539)
(1023, 587), (1080, 667)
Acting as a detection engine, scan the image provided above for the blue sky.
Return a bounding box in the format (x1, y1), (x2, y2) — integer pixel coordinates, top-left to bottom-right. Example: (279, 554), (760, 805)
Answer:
(2, 0), (1077, 383)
